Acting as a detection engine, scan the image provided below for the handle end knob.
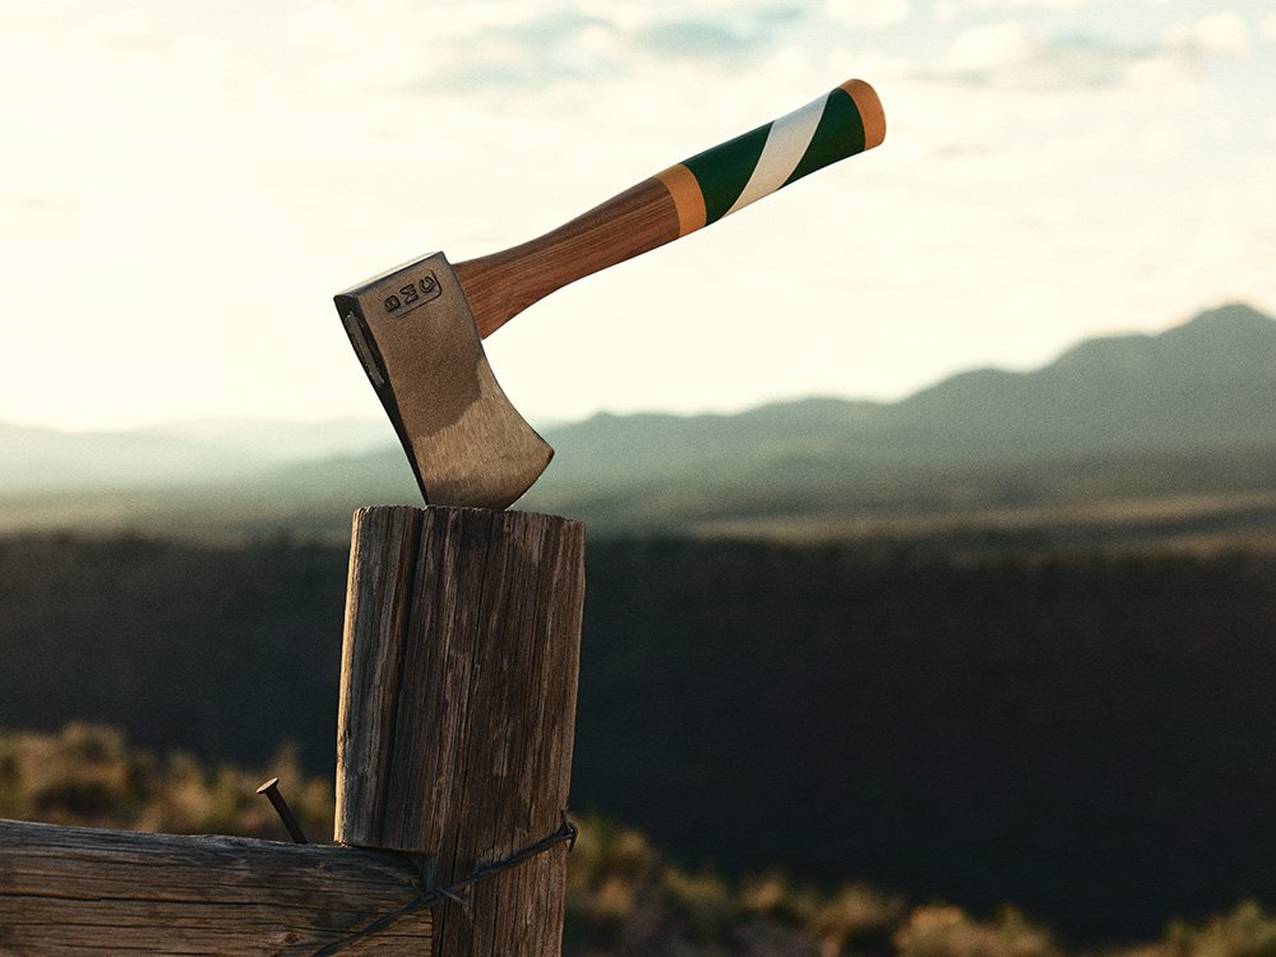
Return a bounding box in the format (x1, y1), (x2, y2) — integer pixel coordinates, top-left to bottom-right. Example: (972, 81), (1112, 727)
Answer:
(840, 78), (886, 151)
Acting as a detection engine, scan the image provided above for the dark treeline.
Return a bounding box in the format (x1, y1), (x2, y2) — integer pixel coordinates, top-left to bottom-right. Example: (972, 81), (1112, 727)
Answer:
(2, 533), (1275, 943)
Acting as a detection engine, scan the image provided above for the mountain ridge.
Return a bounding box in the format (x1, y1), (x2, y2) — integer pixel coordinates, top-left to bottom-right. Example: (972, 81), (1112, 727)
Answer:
(540, 302), (1276, 483)
(1, 302), (1273, 533)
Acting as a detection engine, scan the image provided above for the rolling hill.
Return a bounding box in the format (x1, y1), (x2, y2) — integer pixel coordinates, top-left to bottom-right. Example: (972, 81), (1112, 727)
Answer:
(537, 302), (1276, 486)
(2, 302), (1273, 542)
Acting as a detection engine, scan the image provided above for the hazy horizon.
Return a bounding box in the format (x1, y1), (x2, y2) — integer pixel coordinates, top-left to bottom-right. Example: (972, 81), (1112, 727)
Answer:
(3, 297), (1269, 436)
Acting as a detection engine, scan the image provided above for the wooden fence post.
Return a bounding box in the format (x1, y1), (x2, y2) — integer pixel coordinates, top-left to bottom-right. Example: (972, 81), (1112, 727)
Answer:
(335, 505), (586, 956)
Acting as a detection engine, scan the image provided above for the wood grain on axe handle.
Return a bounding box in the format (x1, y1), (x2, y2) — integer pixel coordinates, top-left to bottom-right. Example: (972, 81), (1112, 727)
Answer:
(454, 179), (681, 338)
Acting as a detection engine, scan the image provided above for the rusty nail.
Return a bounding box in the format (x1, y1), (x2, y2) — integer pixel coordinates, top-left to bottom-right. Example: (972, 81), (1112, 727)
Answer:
(256, 777), (308, 844)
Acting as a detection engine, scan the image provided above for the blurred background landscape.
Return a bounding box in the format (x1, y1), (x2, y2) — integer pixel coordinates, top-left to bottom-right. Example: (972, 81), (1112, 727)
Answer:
(3, 302), (1276, 954)
(7, 724), (1276, 957)
(5, 302), (1276, 551)
(5, 0), (1276, 953)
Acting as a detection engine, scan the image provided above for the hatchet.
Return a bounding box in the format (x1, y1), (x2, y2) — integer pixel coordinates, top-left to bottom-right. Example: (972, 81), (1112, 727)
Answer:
(335, 78), (885, 509)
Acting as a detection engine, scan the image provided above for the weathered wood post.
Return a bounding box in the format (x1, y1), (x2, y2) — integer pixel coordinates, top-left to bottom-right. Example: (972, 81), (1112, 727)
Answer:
(335, 505), (586, 955)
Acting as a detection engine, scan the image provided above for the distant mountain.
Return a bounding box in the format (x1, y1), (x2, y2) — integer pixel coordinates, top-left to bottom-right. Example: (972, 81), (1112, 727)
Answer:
(1, 303), (1273, 535)
(539, 302), (1276, 486)
(0, 422), (237, 492)
(889, 303), (1276, 456)
(142, 417), (394, 463)
(538, 396), (888, 486)
(0, 417), (393, 493)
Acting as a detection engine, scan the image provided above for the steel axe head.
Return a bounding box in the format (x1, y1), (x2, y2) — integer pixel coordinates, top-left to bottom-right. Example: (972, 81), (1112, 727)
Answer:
(334, 252), (551, 510)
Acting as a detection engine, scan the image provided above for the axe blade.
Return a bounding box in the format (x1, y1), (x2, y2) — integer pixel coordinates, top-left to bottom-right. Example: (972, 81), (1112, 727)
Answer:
(334, 252), (552, 509)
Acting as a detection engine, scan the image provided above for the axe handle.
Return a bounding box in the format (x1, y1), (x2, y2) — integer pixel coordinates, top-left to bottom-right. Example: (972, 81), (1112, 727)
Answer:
(455, 78), (885, 338)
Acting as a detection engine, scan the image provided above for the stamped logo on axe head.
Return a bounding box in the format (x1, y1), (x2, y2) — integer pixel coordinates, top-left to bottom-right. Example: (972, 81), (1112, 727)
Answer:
(335, 79), (886, 509)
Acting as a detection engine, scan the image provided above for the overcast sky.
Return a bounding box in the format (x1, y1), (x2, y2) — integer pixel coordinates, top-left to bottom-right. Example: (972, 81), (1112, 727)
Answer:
(3, 0), (1273, 431)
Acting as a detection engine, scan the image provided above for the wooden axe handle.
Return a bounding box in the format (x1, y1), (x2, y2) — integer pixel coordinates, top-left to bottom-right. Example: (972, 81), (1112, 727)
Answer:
(455, 79), (885, 338)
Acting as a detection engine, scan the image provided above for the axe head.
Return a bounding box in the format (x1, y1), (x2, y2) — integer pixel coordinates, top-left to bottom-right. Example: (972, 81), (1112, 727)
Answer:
(334, 252), (552, 509)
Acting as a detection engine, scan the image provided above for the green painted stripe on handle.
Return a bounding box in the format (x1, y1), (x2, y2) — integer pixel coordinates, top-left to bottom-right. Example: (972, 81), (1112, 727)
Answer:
(672, 82), (881, 232)
(681, 123), (772, 226)
(782, 88), (866, 187)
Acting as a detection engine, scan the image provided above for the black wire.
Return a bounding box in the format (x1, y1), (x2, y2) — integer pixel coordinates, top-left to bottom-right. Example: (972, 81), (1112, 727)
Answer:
(312, 811), (578, 956)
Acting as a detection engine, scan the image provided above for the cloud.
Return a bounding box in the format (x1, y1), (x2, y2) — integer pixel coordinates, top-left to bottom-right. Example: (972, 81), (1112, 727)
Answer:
(1166, 12), (1253, 59)
(922, 21), (1158, 88)
(947, 21), (1039, 72)
(518, 3), (804, 67)
(824, 0), (911, 29)
(635, 18), (764, 59)
(287, 2), (619, 91)
(934, 1), (960, 22)
(284, 0), (810, 95)
(936, 0), (1172, 12)
(85, 8), (162, 49)
(918, 11), (1257, 91)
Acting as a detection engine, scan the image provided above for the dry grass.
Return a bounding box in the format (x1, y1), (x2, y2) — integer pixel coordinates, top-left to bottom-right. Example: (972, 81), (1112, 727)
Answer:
(692, 490), (1276, 556)
(3, 724), (1275, 957)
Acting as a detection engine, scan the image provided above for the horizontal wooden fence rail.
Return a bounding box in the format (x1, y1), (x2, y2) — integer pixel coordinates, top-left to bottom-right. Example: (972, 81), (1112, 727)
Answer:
(0, 818), (431, 955)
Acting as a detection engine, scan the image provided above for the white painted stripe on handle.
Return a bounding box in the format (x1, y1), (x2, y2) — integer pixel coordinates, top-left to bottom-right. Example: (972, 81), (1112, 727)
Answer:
(723, 93), (828, 217)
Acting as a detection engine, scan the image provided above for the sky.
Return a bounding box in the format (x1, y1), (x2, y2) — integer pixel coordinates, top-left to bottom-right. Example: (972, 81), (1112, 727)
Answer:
(2, 0), (1274, 432)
